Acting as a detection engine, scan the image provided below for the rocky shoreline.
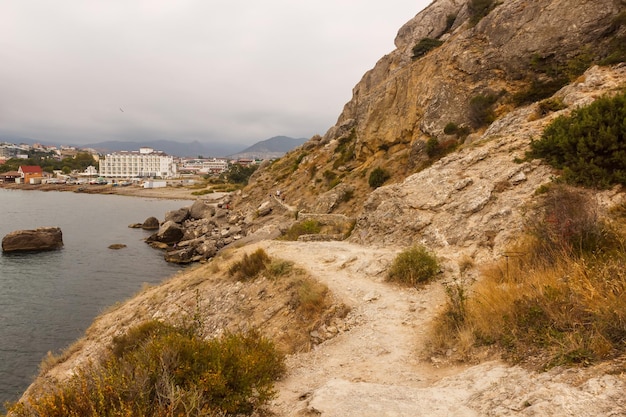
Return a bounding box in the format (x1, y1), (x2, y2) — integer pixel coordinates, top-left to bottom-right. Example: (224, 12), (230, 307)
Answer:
(0, 181), (254, 264)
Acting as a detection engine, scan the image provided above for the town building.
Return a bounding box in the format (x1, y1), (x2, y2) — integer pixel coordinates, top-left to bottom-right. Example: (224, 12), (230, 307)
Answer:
(18, 165), (44, 183)
(99, 147), (177, 179)
(178, 158), (229, 175)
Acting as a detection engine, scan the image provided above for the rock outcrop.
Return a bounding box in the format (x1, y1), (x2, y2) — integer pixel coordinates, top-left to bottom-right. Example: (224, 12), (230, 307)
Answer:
(144, 197), (251, 264)
(231, 0), (626, 228)
(349, 64), (626, 267)
(1, 227), (64, 253)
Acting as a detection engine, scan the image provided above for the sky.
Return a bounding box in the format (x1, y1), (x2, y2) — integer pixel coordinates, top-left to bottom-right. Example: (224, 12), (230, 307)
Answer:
(1, 1), (431, 148)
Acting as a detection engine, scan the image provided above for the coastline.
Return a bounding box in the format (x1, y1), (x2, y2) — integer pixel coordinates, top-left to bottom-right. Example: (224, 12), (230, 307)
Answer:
(0, 182), (205, 201)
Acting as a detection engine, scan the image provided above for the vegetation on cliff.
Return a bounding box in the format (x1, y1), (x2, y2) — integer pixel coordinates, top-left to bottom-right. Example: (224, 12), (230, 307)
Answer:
(527, 90), (626, 188)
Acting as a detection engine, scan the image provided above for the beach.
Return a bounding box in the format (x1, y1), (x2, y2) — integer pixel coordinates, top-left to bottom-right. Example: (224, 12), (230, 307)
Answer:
(0, 181), (206, 200)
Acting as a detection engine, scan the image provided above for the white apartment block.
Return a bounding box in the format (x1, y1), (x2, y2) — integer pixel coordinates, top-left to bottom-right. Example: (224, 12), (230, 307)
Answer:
(180, 158), (229, 174)
(99, 147), (177, 179)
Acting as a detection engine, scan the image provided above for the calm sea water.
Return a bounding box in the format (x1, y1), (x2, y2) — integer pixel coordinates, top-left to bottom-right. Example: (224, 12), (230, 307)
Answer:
(0, 188), (193, 407)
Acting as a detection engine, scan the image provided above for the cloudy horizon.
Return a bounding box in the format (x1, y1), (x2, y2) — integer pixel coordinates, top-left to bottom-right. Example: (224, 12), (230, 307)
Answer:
(1, 1), (431, 148)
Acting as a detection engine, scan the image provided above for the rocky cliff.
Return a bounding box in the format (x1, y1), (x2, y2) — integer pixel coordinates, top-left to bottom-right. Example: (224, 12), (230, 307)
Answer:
(236, 0), (626, 264)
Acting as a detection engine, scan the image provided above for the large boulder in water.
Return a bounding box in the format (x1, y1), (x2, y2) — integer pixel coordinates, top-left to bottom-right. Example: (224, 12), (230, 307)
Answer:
(2, 227), (64, 253)
(146, 220), (184, 245)
(141, 216), (160, 230)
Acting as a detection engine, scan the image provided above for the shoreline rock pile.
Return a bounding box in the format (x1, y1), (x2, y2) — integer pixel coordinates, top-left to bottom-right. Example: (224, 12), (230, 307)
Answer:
(140, 197), (248, 264)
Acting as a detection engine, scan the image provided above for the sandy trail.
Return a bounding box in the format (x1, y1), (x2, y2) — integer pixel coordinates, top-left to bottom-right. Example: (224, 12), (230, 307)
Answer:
(255, 240), (626, 417)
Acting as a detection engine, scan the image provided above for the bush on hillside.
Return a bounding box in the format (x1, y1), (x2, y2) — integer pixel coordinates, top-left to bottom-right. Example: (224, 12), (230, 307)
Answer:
(468, 0), (496, 25)
(7, 322), (285, 417)
(281, 219), (322, 241)
(333, 129), (356, 169)
(368, 167), (391, 189)
(387, 245), (439, 287)
(228, 248), (270, 281)
(524, 185), (615, 261)
(527, 91), (626, 188)
(469, 93), (498, 128)
(412, 38), (444, 60)
(600, 12), (626, 65)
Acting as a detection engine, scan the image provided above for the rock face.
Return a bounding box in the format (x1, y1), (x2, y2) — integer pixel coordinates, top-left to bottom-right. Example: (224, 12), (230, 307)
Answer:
(350, 65), (626, 267)
(230, 0), (626, 226)
(330, 0), (623, 154)
(2, 227), (64, 253)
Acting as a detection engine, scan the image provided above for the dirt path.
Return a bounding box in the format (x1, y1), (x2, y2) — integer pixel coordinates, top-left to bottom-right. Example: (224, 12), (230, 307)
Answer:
(256, 240), (626, 417)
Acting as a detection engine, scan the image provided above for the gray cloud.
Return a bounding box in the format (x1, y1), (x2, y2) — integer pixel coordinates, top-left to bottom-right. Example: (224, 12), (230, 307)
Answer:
(0, 0), (430, 147)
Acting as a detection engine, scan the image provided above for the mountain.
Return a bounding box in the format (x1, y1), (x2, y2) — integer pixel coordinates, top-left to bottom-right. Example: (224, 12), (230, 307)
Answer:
(227, 136), (308, 159)
(81, 140), (241, 158)
(1, 132), (306, 159)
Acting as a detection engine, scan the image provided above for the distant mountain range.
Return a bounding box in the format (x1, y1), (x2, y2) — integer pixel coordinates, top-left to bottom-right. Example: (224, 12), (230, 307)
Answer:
(227, 136), (308, 160)
(1, 135), (308, 159)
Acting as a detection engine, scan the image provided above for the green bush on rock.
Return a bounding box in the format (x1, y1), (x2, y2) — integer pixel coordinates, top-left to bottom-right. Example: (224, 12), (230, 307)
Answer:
(527, 91), (626, 188)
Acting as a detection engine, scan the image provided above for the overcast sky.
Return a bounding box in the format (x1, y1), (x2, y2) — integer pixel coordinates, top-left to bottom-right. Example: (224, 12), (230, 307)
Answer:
(1, 1), (431, 148)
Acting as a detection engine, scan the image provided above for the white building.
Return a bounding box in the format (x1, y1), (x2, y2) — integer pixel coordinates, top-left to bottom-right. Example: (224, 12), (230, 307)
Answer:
(99, 147), (177, 179)
(179, 158), (229, 174)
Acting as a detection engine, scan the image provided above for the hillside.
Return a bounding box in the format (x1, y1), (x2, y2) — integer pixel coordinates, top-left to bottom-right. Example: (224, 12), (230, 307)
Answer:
(10, 1), (626, 416)
(227, 136), (308, 160)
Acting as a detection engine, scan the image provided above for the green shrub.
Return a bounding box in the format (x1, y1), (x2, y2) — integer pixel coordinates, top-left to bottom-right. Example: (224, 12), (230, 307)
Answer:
(537, 97), (567, 115)
(469, 93), (498, 128)
(7, 322), (285, 417)
(426, 137), (459, 159)
(292, 151), (308, 172)
(323, 169), (337, 183)
(513, 52), (593, 106)
(600, 12), (626, 65)
(191, 188), (214, 196)
(387, 246), (439, 286)
(512, 77), (569, 106)
(368, 167), (390, 189)
(333, 130), (356, 169)
(443, 122), (459, 135)
(425, 137), (440, 157)
(468, 0), (496, 25)
(228, 248), (270, 281)
(221, 163), (258, 185)
(282, 219), (322, 241)
(445, 13), (457, 32)
(412, 38), (444, 60)
(600, 35), (626, 65)
(267, 259), (294, 278)
(527, 91), (626, 188)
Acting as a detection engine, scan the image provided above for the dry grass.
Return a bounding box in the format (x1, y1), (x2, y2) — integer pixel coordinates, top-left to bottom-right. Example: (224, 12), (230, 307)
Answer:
(430, 186), (626, 369)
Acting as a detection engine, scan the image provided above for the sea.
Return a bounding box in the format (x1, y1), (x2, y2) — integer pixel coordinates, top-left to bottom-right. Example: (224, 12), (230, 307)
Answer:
(0, 188), (193, 408)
